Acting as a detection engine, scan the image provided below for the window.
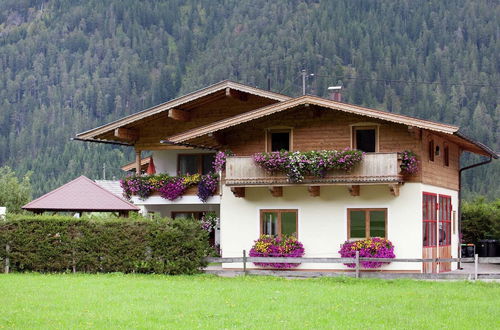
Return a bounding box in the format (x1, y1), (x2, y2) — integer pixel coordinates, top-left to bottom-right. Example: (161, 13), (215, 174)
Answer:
(268, 129), (291, 151)
(172, 211), (205, 220)
(443, 145), (449, 167)
(423, 193), (437, 247)
(352, 126), (377, 152)
(428, 140), (435, 162)
(439, 195), (452, 246)
(260, 209), (297, 238)
(347, 208), (387, 239)
(178, 153), (215, 175)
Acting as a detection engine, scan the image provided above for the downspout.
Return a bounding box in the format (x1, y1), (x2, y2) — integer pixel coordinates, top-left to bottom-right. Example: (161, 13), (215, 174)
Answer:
(457, 155), (493, 269)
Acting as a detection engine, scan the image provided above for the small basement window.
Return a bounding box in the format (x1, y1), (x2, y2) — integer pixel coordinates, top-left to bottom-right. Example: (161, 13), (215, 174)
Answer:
(268, 129), (291, 152)
(353, 126), (377, 152)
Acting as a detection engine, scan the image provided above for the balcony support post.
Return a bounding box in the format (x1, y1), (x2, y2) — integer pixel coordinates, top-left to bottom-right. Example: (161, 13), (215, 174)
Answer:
(135, 149), (142, 176)
(269, 186), (283, 197)
(348, 185), (360, 196)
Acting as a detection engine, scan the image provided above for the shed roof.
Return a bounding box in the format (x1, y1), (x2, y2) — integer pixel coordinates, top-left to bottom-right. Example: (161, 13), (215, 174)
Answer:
(22, 176), (139, 212)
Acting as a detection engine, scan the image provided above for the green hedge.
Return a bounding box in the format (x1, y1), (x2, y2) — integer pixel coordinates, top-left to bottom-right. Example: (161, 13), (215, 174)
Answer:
(0, 215), (209, 274)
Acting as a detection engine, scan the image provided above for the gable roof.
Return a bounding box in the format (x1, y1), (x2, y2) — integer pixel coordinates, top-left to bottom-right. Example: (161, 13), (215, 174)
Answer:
(75, 80), (290, 142)
(166, 95), (498, 158)
(22, 176), (139, 212)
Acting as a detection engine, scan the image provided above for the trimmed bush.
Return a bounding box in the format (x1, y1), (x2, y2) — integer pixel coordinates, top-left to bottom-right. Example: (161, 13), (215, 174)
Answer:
(0, 215), (209, 274)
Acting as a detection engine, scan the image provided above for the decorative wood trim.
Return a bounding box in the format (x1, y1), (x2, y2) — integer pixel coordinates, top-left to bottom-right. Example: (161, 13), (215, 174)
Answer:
(389, 184), (400, 197)
(269, 186), (283, 197)
(231, 187), (245, 198)
(225, 87), (248, 101)
(348, 185), (360, 196)
(308, 186), (320, 197)
(168, 108), (190, 122)
(114, 128), (138, 142)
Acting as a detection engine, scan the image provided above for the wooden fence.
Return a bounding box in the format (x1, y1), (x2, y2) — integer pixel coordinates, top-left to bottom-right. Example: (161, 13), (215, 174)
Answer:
(205, 251), (500, 280)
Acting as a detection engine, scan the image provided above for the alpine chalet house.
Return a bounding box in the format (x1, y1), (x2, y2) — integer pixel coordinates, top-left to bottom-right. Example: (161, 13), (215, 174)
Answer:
(75, 80), (497, 273)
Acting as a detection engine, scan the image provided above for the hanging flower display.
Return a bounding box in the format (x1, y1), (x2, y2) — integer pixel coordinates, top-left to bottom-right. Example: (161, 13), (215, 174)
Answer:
(252, 149), (364, 183)
(399, 150), (419, 174)
(200, 212), (219, 232)
(120, 173), (218, 202)
(338, 238), (395, 269)
(249, 235), (305, 269)
(212, 150), (234, 172)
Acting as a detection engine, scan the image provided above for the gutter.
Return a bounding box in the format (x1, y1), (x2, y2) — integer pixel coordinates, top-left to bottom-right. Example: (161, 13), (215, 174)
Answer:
(457, 155), (493, 269)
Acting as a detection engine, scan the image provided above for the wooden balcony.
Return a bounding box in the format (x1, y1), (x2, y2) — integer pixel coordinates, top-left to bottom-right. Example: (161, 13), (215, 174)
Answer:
(225, 153), (403, 189)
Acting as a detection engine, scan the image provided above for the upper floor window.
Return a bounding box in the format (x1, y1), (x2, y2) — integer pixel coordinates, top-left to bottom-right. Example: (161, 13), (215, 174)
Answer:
(261, 209), (298, 238)
(347, 208), (387, 239)
(268, 129), (291, 151)
(178, 153), (215, 175)
(428, 140), (435, 162)
(443, 144), (449, 167)
(352, 126), (378, 152)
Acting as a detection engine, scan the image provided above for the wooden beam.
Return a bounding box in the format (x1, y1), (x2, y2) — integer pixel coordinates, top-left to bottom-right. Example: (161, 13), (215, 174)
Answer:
(389, 184), (400, 197)
(114, 128), (138, 142)
(168, 108), (190, 122)
(308, 186), (320, 197)
(225, 87), (248, 101)
(269, 186), (283, 197)
(348, 185), (360, 196)
(135, 149), (141, 176)
(231, 187), (245, 198)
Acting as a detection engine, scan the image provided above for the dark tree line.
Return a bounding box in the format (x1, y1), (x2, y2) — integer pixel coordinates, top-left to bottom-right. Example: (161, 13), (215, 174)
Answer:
(0, 0), (498, 198)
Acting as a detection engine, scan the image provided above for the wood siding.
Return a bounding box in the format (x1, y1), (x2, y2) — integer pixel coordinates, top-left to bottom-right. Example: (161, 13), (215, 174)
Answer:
(217, 106), (459, 189)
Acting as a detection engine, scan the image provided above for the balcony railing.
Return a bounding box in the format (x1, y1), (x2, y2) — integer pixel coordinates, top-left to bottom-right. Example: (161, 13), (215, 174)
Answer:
(225, 153), (402, 186)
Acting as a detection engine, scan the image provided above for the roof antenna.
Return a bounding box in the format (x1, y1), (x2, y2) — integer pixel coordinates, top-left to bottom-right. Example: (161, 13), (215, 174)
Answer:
(301, 70), (307, 95)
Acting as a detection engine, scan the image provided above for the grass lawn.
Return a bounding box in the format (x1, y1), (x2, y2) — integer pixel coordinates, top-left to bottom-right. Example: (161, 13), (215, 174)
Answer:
(0, 274), (499, 329)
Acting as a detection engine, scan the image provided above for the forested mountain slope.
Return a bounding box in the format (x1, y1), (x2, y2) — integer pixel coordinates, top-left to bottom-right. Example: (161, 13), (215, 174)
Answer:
(0, 0), (498, 198)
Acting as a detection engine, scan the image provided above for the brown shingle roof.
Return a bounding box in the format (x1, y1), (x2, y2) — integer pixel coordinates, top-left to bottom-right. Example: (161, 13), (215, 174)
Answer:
(22, 176), (139, 212)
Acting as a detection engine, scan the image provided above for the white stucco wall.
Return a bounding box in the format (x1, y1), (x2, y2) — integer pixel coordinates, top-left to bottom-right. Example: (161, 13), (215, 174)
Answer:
(220, 183), (459, 272)
(152, 149), (216, 175)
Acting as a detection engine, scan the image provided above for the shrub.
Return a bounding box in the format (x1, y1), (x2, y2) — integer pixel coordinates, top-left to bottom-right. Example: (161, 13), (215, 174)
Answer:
(249, 235), (305, 269)
(338, 238), (395, 269)
(462, 197), (500, 245)
(0, 214), (210, 275)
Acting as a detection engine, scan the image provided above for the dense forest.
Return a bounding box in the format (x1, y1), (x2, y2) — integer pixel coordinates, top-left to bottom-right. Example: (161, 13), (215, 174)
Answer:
(0, 0), (498, 198)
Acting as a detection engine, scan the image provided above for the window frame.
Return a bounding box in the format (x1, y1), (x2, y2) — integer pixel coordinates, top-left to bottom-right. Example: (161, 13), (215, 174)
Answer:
(171, 211), (205, 220)
(438, 194), (452, 246)
(422, 192), (438, 247)
(443, 144), (450, 167)
(260, 209), (298, 238)
(350, 124), (379, 152)
(177, 153), (215, 176)
(347, 208), (387, 239)
(266, 128), (293, 152)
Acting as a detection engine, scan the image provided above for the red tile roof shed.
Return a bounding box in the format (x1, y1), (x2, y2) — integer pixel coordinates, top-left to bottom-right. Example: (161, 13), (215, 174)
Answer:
(22, 176), (139, 212)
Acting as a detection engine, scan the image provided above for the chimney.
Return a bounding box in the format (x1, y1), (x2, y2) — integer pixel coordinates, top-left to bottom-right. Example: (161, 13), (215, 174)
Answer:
(328, 86), (342, 102)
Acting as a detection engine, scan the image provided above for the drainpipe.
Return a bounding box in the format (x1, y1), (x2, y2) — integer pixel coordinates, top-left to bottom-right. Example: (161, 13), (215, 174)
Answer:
(457, 156), (493, 269)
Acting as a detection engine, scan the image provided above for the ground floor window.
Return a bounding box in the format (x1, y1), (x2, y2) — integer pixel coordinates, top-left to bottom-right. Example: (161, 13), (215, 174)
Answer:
(347, 208), (387, 239)
(260, 209), (298, 238)
(439, 195), (452, 246)
(423, 193), (437, 247)
(172, 211), (205, 220)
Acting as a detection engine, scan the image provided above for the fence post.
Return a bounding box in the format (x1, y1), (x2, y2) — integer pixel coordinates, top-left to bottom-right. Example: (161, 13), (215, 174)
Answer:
(4, 243), (10, 274)
(474, 254), (478, 281)
(243, 249), (247, 276)
(355, 251), (360, 279)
